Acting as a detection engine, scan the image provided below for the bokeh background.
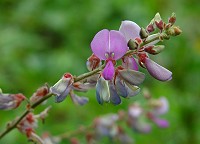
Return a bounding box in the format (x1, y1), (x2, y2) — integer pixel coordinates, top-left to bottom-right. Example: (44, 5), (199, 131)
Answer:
(0, 0), (200, 143)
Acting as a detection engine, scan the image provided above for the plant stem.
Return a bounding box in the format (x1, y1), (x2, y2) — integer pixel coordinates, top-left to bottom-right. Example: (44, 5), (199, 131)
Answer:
(0, 32), (162, 140)
(56, 125), (93, 140)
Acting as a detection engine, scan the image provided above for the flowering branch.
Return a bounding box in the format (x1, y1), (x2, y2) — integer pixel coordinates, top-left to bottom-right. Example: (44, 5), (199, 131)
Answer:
(0, 12), (181, 143)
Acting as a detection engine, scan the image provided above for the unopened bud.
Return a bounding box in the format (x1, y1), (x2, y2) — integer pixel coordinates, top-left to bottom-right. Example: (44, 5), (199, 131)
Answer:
(86, 54), (101, 71)
(146, 24), (155, 33)
(165, 23), (172, 30)
(128, 39), (138, 50)
(155, 20), (164, 31)
(140, 27), (148, 39)
(167, 26), (182, 36)
(145, 45), (165, 55)
(154, 13), (162, 23)
(154, 13), (164, 30)
(168, 12), (176, 25)
(142, 88), (151, 99)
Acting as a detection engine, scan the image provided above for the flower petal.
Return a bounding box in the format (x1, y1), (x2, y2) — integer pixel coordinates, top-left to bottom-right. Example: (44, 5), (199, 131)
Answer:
(90, 29), (109, 60)
(91, 29), (127, 60)
(70, 93), (89, 106)
(118, 69), (145, 85)
(115, 77), (128, 97)
(109, 30), (128, 60)
(115, 76), (140, 98)
(109, 83), (121, 105)
(54, 84), (72, 103)
(154, 97), (169, 115)
(125, 82), (140, 97)
(96, 76), (110, 105)
(144, 58), (172, 81)
(102, 60), (115, 80)
(152, 118), (169, 128)
(122, 56), (138, 71)
(119, 20), (141, 42)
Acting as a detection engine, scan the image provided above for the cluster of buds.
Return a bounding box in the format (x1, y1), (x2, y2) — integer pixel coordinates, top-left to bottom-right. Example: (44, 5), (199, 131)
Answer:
(17, 107), (51, 143)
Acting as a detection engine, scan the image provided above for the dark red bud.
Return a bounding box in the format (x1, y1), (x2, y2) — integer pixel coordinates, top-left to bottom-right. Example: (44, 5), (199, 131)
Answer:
(146, 24), (154, 33)
(155, 20), (164, 31)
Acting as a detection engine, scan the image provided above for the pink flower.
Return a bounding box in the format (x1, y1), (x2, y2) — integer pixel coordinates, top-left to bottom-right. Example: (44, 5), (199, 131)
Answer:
(91, 29), (127, 80)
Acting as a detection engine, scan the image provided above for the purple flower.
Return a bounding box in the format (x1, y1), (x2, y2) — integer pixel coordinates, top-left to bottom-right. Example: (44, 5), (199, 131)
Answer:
(91, 29), (127, 80)
(94, 114), (119, 137)
(147, 97), (169, 128)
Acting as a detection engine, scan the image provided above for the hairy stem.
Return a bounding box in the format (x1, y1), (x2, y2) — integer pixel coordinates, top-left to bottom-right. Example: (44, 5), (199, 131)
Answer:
(0, 32), (162, 140)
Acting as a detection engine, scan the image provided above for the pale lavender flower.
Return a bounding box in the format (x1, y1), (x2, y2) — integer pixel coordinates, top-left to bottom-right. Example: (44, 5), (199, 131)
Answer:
(147, 97), (169, 128)
(0, 92), (26, 110)
(50, 73), (73, 103)
(94, 114), (119, 138)
(91, 29), (127, 80)
(128, 103), (151, 133)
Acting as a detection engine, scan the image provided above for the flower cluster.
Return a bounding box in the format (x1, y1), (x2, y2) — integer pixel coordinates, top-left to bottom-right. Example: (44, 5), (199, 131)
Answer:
(0, 13), (182, 143)
(49, 13), (181, 105)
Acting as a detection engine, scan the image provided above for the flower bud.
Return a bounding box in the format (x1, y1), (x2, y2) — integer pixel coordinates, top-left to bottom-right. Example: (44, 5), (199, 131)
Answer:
(128, 39), (138, 50)
(155, 20), (164, 31)
(154, 13), (164, 30)
(166, 26), (182, 36)
(168, 12), (176, 25)
(146, 24), (155, 33)
(154, 13), (162, 23)
(50, 73), (73, 103)
(140, 27), (148, 39)
(30, 85), (49, 103)
(86, 54), (101, 71)
(144, 45), (165, 55)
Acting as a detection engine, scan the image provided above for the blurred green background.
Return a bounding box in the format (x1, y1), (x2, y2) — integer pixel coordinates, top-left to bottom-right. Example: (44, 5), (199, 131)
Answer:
(0, 0), (200, 143)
